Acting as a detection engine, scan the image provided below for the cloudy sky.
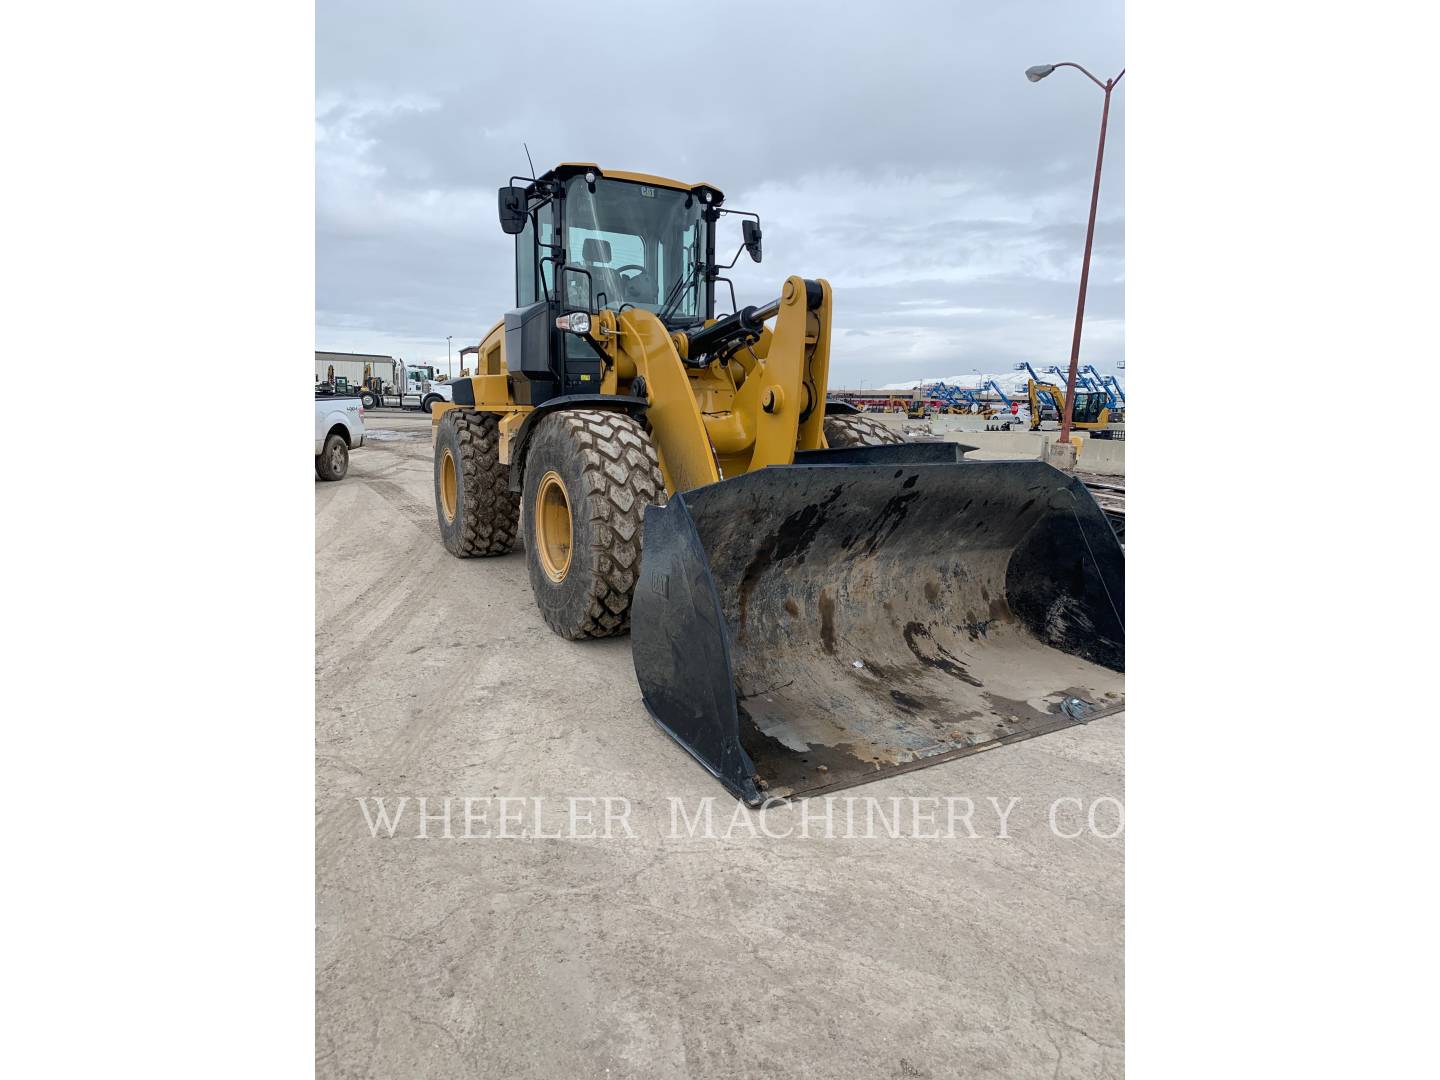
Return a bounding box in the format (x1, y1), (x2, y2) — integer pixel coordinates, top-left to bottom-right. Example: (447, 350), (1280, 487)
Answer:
(317, 0), (1124, 388)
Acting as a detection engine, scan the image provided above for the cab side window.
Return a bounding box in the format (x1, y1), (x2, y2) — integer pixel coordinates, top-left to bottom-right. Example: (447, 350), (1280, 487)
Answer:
(516, 202), (556, 307)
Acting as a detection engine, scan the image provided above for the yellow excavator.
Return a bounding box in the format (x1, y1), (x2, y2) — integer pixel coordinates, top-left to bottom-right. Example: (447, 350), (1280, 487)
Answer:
(1027, 379), (1122, 439)
(431, 163), (1124, 804)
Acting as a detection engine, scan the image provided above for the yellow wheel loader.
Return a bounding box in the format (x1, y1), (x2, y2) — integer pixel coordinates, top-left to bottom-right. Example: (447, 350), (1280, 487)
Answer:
(433, 163), (1124, 804)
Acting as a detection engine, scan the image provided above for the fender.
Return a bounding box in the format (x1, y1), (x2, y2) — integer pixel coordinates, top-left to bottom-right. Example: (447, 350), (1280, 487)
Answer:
(823, 399), (860, 415)
(506, 393), (647, 492)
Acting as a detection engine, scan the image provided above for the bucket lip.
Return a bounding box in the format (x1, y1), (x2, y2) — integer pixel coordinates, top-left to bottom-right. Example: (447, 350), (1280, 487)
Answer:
(638, 700), (765, 806)
(676, 458), (1098, 515)
(705, 456), (1082, 484)
(763, 704), (1126, 803)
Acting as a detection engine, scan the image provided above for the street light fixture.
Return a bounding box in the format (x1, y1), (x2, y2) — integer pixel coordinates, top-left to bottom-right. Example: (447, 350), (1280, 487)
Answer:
(1027, 60), (1125, 445)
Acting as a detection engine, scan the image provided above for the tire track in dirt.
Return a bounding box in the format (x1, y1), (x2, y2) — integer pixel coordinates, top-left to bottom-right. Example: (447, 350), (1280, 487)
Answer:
(315, 451), (449, 673)
(367, 476), (441, 534)
(316, 552), (438, 668)
(316, 418), (541, 873)
(315, 645), (521, 876)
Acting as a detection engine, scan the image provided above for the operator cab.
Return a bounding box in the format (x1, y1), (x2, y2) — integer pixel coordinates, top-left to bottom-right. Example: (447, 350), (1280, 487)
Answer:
(495, 164), (738, 407)
(1070, 391), (1105, 424)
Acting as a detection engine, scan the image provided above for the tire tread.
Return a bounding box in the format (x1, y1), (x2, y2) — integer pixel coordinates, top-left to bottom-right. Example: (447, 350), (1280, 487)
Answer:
(527, 409), (663, 639)
(440, 410), (518, 557)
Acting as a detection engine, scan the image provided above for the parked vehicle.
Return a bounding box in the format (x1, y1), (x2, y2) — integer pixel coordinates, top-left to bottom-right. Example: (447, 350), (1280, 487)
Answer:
(315, 390), (365, 481)
(985, 407), (1029, 431)
(315, 351), (445, 412)
(357, 361), (444, 411)
(419, 379), (453, 414)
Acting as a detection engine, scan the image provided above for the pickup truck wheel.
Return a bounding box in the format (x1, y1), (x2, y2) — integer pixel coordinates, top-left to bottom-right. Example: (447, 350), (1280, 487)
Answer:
(521, 410), (662, 640)
(316, 433), (348, 481)
(434, 410), (518, 557)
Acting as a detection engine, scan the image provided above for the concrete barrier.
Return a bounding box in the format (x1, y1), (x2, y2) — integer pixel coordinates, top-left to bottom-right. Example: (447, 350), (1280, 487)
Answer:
(1071, 435), (1125, 476)
(941, 430), (1047, 458)
(929, 414), (991, 434)
(940, 429), (1125, 475)
(870, 412), (908, 433)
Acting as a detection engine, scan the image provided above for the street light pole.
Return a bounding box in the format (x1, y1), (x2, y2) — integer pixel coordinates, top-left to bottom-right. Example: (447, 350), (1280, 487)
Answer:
(1026, 62), (1124, 445)
(446, 335), (453, 380)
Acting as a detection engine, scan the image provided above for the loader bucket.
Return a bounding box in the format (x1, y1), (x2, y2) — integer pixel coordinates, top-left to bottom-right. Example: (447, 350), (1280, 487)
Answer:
(631, 457), (1124, 805)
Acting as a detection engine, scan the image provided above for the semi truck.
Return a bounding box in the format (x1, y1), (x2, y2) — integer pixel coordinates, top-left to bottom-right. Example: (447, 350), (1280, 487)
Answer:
(314, 351), (453, 412)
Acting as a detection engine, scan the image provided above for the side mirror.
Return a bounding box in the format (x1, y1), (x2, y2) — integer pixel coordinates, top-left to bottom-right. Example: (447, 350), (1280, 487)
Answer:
(498, 186), (528, 235)
(742, 219), (763, 263)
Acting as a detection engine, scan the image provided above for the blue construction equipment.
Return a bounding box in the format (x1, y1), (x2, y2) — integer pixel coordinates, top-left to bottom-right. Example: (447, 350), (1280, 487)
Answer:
(1042, 363), (1121, 404)
(1081, 365), (1126, 408)
(914, 381), (1006, 414)
(982, 379), (1012, 407)
(956, 388), (985, 410)
(1016, 364), (1059, 410)
(918, 381), (968, 411)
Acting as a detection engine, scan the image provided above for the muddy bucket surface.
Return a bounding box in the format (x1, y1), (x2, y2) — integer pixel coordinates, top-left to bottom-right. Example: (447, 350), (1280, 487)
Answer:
(631, 458), (1124, 804)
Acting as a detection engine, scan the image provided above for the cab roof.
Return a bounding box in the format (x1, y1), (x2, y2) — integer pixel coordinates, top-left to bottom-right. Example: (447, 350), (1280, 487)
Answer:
(539, 163), (724, 204)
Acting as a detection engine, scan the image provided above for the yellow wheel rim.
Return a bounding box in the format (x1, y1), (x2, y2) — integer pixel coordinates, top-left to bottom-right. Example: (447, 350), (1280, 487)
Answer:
(440, 447), (458, 523)
(535, 470), (573, 583)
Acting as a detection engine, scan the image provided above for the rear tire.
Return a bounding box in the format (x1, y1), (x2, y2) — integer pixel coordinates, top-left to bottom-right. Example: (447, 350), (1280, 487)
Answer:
(823, 413), (906, 448)
(315, 434), (348, 481)
(434, 410), (518, 557)
(521, 410), (663, 640)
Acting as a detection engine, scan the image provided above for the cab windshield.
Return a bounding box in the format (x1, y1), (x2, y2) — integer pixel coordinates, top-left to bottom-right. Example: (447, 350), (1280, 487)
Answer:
(562, 177), (706, 320)
(1072, 392), (1105, 423)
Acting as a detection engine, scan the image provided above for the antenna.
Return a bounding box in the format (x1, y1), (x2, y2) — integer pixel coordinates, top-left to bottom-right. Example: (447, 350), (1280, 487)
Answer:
(523, 142), (536, 179)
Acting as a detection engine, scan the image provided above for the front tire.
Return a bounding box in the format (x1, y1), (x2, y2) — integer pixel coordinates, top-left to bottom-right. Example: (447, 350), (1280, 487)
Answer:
(422, 395), (440, 414)
(360, 391), (378, 410)
(316, 434), (348, 481)
(521, 410), (662, 640)
(823, 413), (906, 448)
(434, 410), (518, 557)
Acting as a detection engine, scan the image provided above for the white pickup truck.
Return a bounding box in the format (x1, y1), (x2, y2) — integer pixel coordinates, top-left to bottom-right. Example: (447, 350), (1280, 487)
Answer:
(315, 392), (365, 481)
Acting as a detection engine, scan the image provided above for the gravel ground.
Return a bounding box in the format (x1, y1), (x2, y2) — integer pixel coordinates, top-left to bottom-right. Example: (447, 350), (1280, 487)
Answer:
(316, 409), (1125, 1079)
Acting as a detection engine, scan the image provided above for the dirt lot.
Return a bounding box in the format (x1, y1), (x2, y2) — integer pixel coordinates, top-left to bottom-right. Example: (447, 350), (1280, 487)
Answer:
(316, 408), (1125, 1079)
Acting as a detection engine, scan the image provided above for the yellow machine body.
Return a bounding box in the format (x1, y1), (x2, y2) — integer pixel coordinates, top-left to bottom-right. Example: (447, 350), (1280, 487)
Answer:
(436, 273), (832, 497)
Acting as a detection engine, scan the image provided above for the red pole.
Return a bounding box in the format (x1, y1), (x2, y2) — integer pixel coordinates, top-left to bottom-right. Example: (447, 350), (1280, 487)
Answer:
(1059, 71), (1122, 444)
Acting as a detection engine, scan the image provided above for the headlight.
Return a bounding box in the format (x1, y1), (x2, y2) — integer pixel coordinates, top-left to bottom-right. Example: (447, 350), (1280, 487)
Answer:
(554, 312), (591, 334)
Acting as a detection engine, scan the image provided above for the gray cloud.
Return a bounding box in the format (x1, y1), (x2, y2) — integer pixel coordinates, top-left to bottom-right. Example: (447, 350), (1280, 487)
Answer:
(317, 0), (1124, 385)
